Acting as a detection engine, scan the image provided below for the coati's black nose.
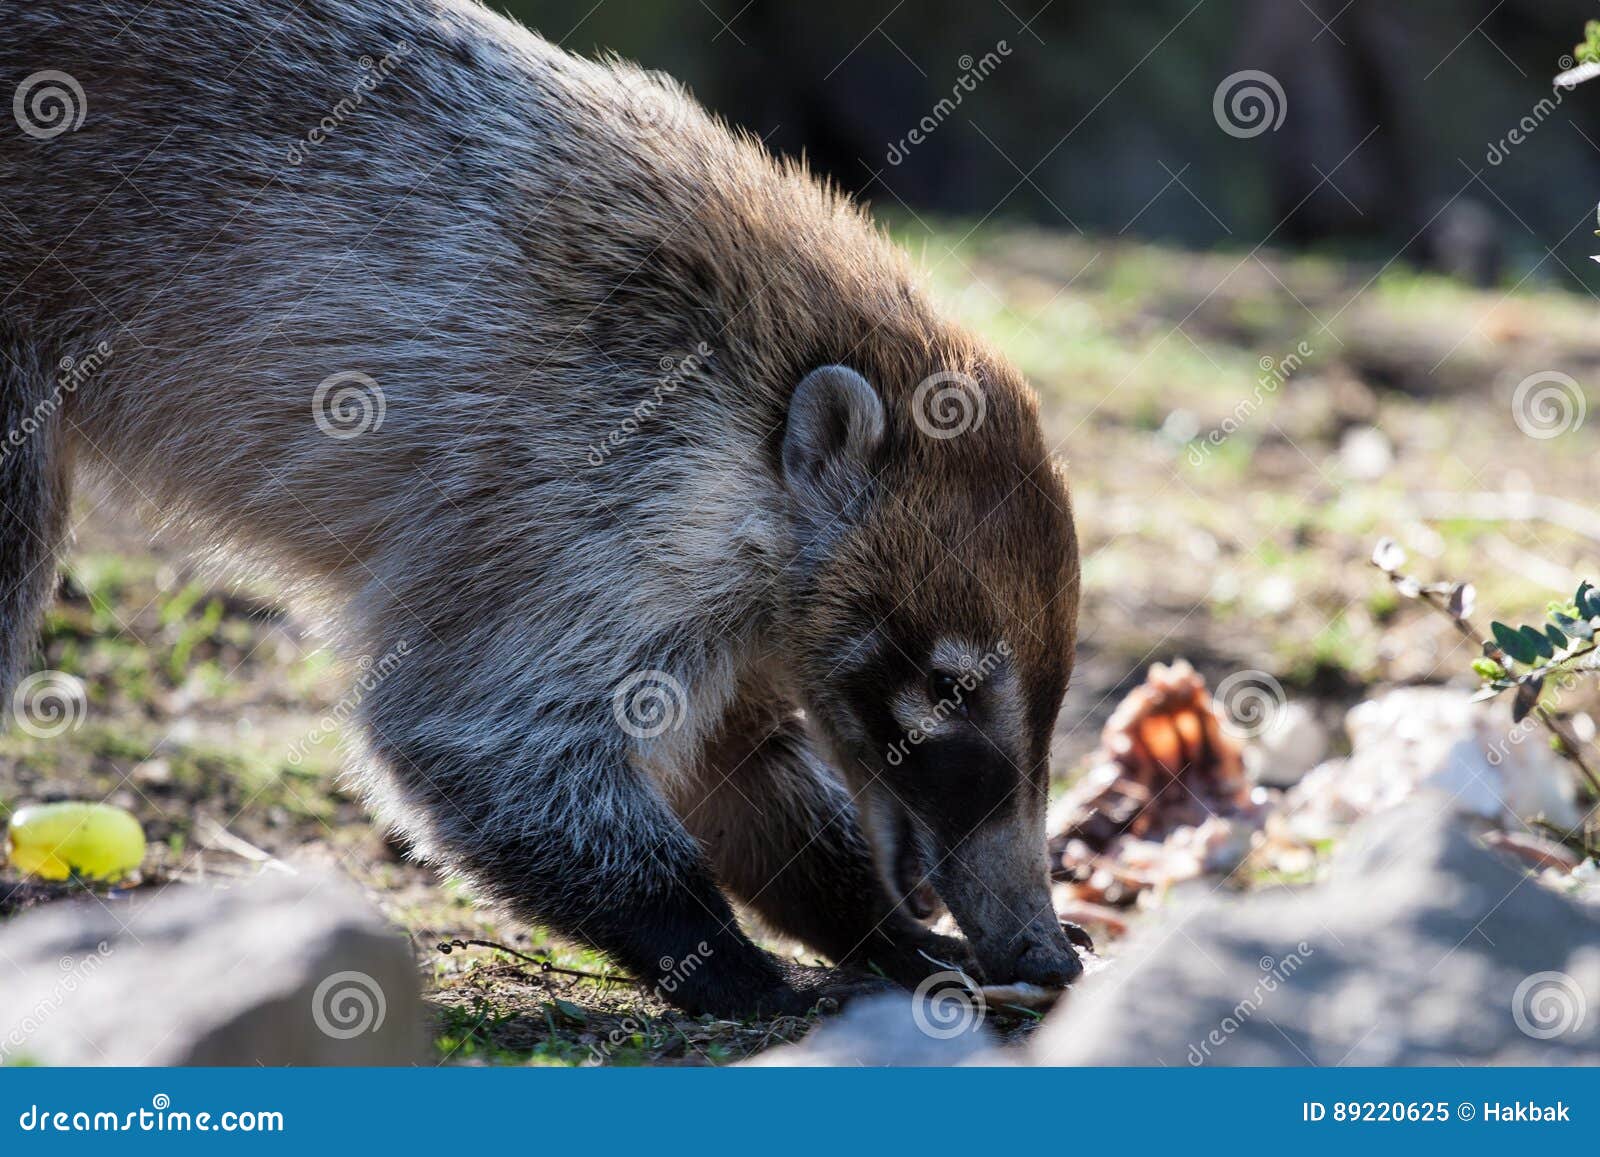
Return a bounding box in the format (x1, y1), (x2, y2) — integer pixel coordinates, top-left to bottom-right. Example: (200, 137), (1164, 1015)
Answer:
(1012, 936), (1084, 987)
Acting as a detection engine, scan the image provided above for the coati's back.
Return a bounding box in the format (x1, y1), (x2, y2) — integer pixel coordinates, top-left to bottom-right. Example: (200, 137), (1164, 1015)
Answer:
(1, 0), (1064, 707)
(0, 0), (943, 588)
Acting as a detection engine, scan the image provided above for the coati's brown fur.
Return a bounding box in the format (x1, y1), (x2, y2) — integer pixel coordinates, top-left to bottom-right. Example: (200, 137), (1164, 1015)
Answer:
(0, 0), (1082, 1014)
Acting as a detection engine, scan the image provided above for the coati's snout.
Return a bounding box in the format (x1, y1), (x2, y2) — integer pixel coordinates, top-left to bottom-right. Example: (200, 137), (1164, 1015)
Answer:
(778, 362), (1082, 987)
(868, 715), (1084, 988)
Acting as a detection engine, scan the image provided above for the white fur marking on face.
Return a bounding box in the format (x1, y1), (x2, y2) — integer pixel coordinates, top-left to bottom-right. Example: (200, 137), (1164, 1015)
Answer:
(890, 685), (939, 738)
(921, 635), (1023, 750)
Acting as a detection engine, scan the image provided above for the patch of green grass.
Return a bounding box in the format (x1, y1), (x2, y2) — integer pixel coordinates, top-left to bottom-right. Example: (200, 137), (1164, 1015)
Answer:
(1283, 610), (1378, 689)
(434, 999), (540, 1065)
(432, 996), (680, 1067)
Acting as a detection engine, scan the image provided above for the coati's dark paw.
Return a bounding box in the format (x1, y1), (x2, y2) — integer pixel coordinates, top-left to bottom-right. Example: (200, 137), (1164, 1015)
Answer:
(848, 928), (980, 989)
(653, 952), (893, 1019)
(763, 963), (899, 1017)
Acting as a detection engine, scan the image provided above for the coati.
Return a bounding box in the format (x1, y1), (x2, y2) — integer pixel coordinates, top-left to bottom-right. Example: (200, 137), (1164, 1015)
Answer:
(0, 0), (1083, 1015)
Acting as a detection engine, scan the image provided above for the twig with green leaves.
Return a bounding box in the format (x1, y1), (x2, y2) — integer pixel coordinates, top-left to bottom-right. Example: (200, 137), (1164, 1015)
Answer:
(1576, 20), (1600, 66)
(1371, 538), (1600, 856)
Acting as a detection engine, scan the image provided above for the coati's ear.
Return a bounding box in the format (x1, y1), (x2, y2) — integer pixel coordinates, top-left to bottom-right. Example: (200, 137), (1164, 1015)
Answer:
(781, 365), (885, 514)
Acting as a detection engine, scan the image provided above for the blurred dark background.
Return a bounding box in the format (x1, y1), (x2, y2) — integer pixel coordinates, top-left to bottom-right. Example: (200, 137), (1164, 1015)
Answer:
(495, 0), (1600, 288)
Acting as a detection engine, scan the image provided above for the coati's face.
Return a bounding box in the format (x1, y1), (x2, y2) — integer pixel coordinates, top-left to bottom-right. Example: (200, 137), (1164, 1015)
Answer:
(779, 363), (1081, 987)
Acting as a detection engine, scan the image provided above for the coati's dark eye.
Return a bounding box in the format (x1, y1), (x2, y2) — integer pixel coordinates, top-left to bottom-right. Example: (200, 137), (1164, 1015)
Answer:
(927, 670), (966, 711)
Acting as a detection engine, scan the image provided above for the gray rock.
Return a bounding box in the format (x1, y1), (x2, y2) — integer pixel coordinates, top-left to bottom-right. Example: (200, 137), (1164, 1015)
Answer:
(1248, 701), (1328, 788)
(1031, 796), (1600, 1065)
(0, 870), (425, 1065)
(745, 992), (999, 1066)
(1286, 687), (1582, 838)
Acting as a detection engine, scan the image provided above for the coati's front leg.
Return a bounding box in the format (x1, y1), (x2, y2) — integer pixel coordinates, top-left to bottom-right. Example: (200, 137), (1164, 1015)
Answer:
(672, 695), (973, 988)
(0, 344), (73, 701)
(360, 673), (886, 1018)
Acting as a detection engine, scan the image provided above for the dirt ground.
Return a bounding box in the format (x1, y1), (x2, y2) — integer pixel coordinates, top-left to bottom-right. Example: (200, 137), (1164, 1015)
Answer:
(3, 223), (1597, 1064)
